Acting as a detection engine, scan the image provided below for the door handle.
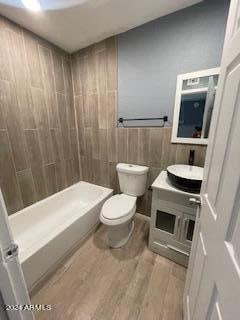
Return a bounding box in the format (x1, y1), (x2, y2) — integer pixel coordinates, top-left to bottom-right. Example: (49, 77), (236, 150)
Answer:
(189, 197), (201, 206)
(189, 197), (201, 219)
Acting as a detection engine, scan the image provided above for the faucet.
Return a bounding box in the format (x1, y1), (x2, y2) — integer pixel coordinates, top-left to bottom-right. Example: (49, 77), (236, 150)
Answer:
(188, 149), (195, 166)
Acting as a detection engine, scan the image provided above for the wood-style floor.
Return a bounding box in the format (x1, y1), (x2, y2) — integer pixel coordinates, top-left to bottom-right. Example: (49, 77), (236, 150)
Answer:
(32, 218), (186, 320)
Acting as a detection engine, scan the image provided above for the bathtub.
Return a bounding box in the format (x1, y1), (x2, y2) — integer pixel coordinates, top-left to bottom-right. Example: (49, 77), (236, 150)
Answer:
(9, 181), (113, 292)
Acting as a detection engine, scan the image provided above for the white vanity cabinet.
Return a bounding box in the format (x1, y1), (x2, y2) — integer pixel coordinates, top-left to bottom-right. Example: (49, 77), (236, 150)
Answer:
(149, 171), (200, 267)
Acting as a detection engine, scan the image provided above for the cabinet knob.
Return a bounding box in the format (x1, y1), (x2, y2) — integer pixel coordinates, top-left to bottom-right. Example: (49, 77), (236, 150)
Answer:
(189, 197), (201, 206)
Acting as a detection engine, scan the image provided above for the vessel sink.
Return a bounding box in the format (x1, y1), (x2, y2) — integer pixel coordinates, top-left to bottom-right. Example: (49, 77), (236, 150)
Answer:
(167, 164), (203, 193)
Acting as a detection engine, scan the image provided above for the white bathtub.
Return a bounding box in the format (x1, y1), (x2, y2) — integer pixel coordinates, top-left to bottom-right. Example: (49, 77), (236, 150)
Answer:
(9, 181), (113, 292)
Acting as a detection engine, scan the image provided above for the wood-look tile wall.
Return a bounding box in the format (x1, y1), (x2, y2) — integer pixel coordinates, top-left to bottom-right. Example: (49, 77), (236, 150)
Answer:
(0, 16), (79, 215)
(0, 15), (207, 216)
(71, 37), (207, 217)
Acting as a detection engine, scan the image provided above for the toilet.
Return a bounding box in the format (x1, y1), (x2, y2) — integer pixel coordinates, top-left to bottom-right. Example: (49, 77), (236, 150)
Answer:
(100, 163), (149, 248)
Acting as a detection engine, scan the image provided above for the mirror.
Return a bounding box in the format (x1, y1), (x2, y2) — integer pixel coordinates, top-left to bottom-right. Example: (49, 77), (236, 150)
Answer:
(171, 67), (220, 145)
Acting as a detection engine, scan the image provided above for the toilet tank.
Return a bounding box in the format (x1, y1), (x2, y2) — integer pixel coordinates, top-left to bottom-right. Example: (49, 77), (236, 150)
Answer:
(116, 163), (149, 197)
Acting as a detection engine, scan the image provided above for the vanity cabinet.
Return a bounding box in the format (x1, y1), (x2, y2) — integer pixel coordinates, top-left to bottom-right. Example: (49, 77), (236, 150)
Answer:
(149, 171), (199, 267)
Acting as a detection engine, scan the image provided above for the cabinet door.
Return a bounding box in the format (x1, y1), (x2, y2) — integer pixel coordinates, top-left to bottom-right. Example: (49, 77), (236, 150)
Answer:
(155, 207), (182, 241)
(181, 213), (196, 246)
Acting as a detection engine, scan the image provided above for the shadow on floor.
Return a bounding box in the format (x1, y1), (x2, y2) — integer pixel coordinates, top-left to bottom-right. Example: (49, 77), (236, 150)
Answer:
(93, 218), (149, 262)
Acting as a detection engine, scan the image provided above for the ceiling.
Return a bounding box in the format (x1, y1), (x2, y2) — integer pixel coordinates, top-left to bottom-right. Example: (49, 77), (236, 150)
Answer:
(0, 0), (202, 53)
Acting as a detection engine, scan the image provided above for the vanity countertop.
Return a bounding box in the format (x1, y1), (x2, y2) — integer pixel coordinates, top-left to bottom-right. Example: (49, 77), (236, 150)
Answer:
(152, 171), (200, 198)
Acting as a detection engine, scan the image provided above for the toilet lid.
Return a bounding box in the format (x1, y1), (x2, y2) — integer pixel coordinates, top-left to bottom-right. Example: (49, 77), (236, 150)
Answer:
(101, 194), (136, 220)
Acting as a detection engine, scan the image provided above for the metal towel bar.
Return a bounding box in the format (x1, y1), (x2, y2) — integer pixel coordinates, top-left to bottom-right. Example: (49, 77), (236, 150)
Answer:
(118, 116), (168, 127)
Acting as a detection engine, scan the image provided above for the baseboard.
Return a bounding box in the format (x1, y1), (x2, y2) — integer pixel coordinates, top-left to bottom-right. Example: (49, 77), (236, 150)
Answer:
(136, 212), (150, 222)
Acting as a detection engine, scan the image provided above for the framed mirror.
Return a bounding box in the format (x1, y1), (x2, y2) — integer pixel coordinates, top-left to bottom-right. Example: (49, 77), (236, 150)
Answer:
(171, 67), (220, 145)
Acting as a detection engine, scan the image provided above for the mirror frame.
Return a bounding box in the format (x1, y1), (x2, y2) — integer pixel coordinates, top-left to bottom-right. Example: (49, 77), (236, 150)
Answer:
(171, 67), (220, 145)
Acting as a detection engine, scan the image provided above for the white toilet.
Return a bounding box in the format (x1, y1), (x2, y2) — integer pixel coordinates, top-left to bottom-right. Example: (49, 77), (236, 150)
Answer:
(100, 163), (149, 248)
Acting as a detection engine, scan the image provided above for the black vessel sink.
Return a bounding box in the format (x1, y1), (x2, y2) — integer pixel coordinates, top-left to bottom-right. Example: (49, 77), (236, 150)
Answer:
(167, 164), (203, 193)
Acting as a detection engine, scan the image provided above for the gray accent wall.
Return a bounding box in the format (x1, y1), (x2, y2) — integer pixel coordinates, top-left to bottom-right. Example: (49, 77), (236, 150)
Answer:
(118, 0), (229, 126)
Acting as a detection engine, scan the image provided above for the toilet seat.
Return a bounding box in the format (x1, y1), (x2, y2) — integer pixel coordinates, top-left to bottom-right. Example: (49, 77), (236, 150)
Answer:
(100, 194), (136, 225)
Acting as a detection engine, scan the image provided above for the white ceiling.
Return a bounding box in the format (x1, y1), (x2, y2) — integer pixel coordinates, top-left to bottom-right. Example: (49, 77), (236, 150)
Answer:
(0, 0), (202, 53)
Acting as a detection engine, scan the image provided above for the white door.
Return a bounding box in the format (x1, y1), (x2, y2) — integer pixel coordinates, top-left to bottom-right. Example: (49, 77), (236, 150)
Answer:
(184, 0), (240, 319)
(0, 190), (34, 320)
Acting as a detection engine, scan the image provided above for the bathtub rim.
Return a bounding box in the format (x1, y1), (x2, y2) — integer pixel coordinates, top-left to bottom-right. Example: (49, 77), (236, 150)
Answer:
(9, 181), (112, 221)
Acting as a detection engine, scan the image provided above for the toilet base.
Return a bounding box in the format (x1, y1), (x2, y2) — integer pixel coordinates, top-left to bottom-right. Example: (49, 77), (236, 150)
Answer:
(107, 219), (134, 248)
